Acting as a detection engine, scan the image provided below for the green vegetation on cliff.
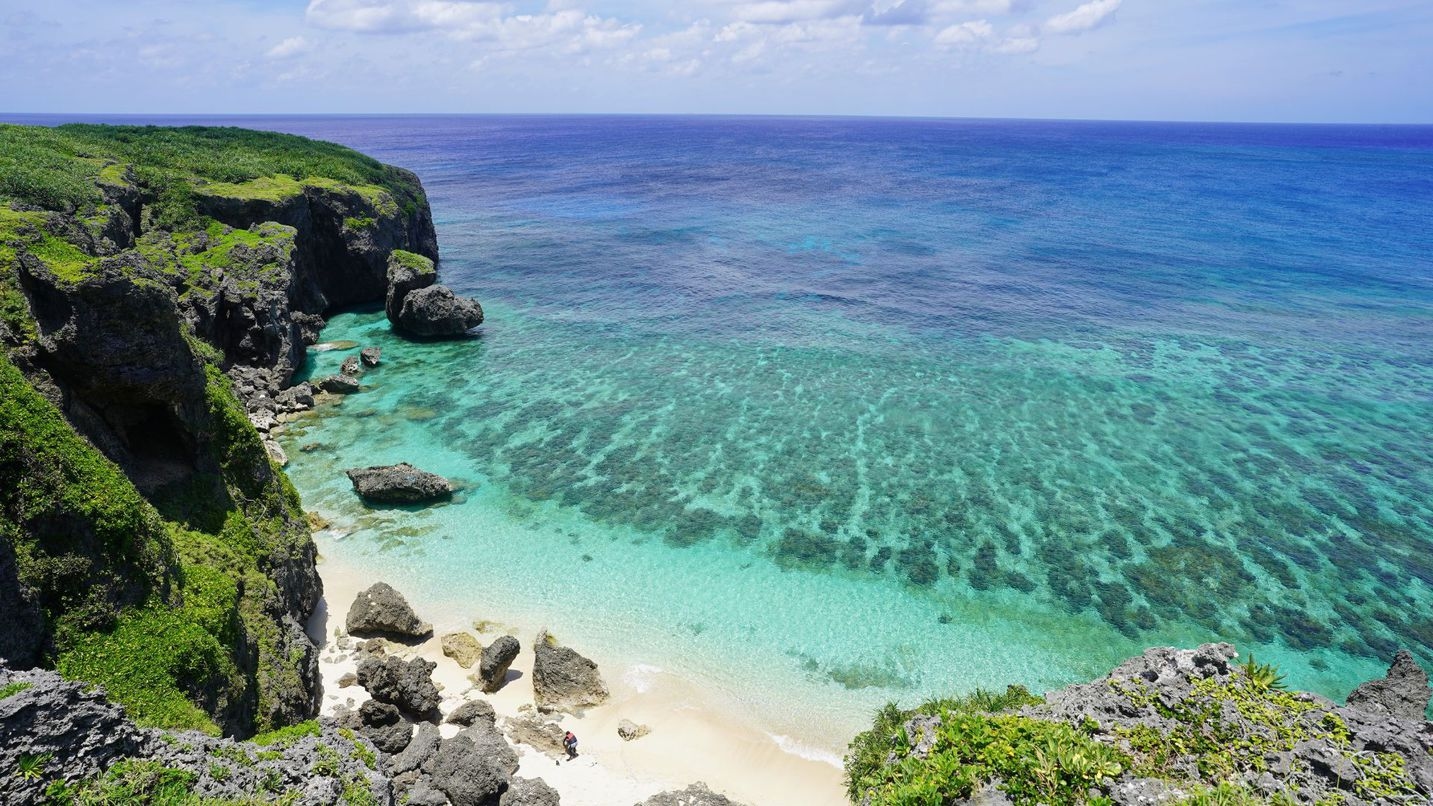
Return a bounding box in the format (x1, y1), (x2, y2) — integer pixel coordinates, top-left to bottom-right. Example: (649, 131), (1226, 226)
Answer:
(0, 123), (433, 738)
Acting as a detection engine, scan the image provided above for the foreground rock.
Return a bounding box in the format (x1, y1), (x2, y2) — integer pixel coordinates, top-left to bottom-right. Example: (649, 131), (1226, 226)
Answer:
(347, 463), (454, 504)
(1, 665), (389, 804)
(346, 582), (433, 639)
(356, 699), (412, 754)
(532, 630), (609, 713)
(358, 653), (442, 718)
(429, 721), (520, 806)
(445, 700), (497, 727)
(854, 644), (1433, 806)
(1346, 649), (1432, 720)
(638, 783), (747, 806)
(396, 285), (485, 337)
(500, 777), (562, 806)
(477, 635), (521, 693)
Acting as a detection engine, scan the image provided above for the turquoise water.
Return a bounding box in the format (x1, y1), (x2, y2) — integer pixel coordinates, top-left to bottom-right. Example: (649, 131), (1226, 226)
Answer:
(242, 116), (1433, 747)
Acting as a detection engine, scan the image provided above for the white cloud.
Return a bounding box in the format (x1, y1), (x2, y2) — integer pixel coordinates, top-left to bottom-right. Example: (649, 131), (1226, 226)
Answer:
(993, 35), (1038, 53)
(933, 18), (992, 46)
(1044, 0), (1120, 35)
(731, 1), (867, 25)
(265, 35), (309, 58)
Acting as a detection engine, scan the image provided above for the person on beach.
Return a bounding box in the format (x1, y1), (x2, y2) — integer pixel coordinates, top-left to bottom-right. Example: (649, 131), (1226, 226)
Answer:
(563, 731), (578, 759)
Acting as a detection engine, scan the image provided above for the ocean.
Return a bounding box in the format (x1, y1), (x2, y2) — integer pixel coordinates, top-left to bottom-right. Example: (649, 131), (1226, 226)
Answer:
(11, 114), (1433, 751)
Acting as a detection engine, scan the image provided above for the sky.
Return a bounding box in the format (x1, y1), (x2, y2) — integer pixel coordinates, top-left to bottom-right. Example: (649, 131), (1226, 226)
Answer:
(1, 0), (1430, 122)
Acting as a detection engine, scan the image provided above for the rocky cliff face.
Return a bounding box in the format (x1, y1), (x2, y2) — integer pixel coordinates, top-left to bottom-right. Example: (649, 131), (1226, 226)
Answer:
(0, 123), (443, 738)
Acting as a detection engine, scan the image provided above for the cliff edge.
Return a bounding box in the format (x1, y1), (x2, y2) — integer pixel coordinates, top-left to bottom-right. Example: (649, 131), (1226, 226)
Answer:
(0, 123), (444, 737)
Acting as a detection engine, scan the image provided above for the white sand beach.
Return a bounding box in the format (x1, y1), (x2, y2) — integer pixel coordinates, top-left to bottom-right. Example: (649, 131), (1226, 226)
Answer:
(310, 551), (848, 806)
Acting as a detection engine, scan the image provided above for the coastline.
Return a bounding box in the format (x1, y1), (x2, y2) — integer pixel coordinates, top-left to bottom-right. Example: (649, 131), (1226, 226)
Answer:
(308, 548), (848, 806)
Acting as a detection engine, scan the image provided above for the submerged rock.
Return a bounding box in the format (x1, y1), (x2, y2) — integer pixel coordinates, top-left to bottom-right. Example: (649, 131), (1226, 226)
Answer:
(346, 582), (433, 639)
(346, 463), (453, 504)
(395, 285), (484, 338)
(318, 373), (360, 394)
(477, 635), (521, 693)
(341, 355), (361, 376)
(532, 630), (609, 713)
(1346, 649), (1433, 720)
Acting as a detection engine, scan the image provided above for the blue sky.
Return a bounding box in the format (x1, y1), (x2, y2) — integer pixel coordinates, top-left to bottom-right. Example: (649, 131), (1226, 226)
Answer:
(2, 0), (1430, 122)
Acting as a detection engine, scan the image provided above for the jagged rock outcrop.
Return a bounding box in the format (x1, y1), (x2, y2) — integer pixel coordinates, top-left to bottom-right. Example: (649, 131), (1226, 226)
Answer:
(477, 635), (521, 693)
(857, 644), (1433, 806)
(357, 699), (413, 754)
(429, 721), (521, 806)
(0, 664), (390, 804)
(361, 346), (382, 366)
(357, 653), (442, 718)
(1346, 649), (1432, 720)
(384, 249), (483, 338)
(346, 582), (433, 639)
(501, 777), (562, 806)
(637, 783), (747, 806)
(347, 463), (454, 504)
(320, 373), (361, 394)
(532, 630), (609, 713)
(446, 699), (498, 727)
(396, 285), (485, 337)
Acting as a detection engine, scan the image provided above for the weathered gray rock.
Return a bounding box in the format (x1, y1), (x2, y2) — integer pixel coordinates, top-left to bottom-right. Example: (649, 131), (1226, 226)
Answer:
(637, 783), (747, 806)
(264, 439), (289, 467)
(361, 346), (382, 367)
(0, 666), (150, 804)
(318, 373), (360, 394)
(429, 722), (519, 806)
(500, 776), (562, 806)
(346, 582), (433, 639)
(359, 699), (413, 754)
(390, 722), (442, 776)
(443, 632), (484, 669)
(502, 713), (568, 759)
(532, 630), (608, 713)
(478, 635), (521, 693)
(395, 284), (484, 338)
(446, 699), (497, 727)
(1346, 649), (1432, 721)
(357, 653), (442, 717)
(275, 381), (315, 412)
(346, 463), (453, 504)
(618, 719), (651, 741)
(341, 355), (361, 376)
(406, 781), (450, 806)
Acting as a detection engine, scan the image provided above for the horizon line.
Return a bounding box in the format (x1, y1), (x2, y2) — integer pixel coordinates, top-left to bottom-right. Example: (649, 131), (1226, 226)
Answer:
(3, 111), (1432, 128)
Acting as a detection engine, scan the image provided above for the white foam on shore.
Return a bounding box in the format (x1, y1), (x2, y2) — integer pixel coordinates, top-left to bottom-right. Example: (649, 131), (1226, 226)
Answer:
(623, 663), (664, 693)
(768, 733), (846, 769)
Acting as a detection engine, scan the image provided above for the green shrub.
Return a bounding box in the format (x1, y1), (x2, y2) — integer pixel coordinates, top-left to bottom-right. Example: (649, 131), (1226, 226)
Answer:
(0, 680), (33, 699)
(251, 719), (321, 747)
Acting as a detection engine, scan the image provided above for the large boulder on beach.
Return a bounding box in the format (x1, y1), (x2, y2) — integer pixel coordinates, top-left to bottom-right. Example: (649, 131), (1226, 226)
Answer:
(637, 783), (748, 806)
(500, 777), (561, 806)
(532, 630), (609, 713)
(396, 285), (484, 338)
(442, 632), (483, 669)
(1346, 649), (1433, 720)
(477, 635), (521, 693)
(346, 582), (433, 639)
(502, 713), (567, 759)
(445, 699), (497, 727)
(346, 463), (453, 504)
(358, 699), (413, 754)
(429, 722), (519, 806)
(357, 653), (442, 718)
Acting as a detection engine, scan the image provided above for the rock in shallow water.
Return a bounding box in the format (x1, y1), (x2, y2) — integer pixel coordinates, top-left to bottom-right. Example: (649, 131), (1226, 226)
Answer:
(361, 346), (382, 366)
(396, 285), (484, 338)
(346, 581), (433, 639)
(346, 462), (453, 504)
(319, 373), (361, 394)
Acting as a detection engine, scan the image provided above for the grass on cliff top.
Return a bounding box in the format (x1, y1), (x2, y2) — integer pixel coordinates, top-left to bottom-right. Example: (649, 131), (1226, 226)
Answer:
(389, 248), (435, 275)
(0, 122), (425, 246)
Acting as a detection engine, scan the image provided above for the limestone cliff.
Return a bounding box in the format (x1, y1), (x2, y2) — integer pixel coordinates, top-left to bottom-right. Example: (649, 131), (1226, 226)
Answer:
(0, 123), (440, 737)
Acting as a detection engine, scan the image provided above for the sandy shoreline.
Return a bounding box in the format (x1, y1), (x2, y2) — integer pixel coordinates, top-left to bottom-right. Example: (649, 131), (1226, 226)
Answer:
(308, 549), (848, 806)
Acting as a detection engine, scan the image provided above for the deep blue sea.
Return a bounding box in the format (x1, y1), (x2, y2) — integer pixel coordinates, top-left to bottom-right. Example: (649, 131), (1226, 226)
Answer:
(10, 114), (1433, 749)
